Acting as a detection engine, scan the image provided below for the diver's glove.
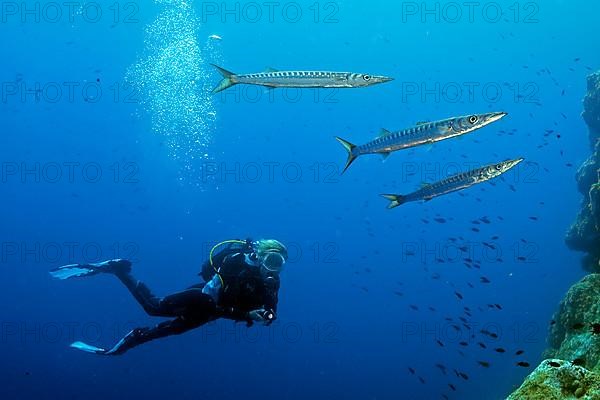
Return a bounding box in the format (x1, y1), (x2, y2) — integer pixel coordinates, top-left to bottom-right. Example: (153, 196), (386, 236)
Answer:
(248, 309), (276, 326)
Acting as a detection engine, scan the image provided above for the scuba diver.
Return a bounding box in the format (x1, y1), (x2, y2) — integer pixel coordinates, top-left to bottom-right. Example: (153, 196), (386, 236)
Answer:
(49, 239), (288, 355)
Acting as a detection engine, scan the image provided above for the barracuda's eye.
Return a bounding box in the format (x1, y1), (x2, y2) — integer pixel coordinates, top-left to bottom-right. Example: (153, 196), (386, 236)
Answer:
(468, 115), (478, 124)
(495, 165), (502, 171)
(363, 75), (371, 81)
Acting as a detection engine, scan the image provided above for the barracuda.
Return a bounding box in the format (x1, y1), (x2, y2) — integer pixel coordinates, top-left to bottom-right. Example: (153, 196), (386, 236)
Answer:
(335, 112), (508, 173)
(381, 158), (524, 208)
(211, 64), (394, 93)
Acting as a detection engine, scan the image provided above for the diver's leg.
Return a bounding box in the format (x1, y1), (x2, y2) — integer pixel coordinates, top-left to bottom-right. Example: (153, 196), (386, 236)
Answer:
(72, 316), (213, 356)
(68, 284), (219, 355)
(113, 270), (167, 316)
(116, 272), (216, 318)
(50, 258), (214, 318)
(107, 317), (210, 355)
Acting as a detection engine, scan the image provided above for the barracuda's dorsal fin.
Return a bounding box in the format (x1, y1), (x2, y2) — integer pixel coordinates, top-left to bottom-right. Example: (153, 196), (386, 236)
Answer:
(416, 121), (429, 126)
(378, 128), (392, 138)
(265, 67), (279, 72)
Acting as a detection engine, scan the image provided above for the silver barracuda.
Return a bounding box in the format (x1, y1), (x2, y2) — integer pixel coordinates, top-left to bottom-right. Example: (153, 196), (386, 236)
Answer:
(335, 112), (508, 173)
(381, 158), (524, 208)
(211, 64), (394, 93)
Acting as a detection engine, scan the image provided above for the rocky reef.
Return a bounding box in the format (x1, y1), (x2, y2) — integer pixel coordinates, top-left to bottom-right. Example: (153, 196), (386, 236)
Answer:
(507, 275), (600, 399)
(565, 71), (600, 272)
(544, 274), (600, 371)
(506, 73), (600, 399)
(507, 359), (600, 400)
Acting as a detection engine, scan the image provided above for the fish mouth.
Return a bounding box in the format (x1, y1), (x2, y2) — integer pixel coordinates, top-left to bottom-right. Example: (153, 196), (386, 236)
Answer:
(373, 76), (394, 84)
(487, 111), (508, 123)
(506, 158), (525, 169)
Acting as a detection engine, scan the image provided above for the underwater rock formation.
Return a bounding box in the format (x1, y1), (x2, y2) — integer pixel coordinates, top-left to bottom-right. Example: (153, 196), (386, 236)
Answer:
(565, 71), (600, 272)
(544, 274), (600, 371)
(582, 72), (600, 146)
(591, 179), (600, 239)
(506, 359), (600, 400)
(507, 274), (600, 398)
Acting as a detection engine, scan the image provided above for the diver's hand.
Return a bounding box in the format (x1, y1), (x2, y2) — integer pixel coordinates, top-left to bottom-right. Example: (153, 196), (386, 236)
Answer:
(248, 309), (276, 325)
(248, 309), (268, 322)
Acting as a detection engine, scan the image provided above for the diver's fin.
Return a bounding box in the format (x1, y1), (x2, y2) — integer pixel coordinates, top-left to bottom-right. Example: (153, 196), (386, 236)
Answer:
(49, 259), (132, 280)
(265, 67), (279, 72)
(378, 128), (392, 137)
(380, 151), (391, 161)
(381, 194), (407, 209)
(335, 137), (358, 174)
(211, 64), (237, 94)
(70, 341), (109, 355)
(49, 264), (102, 280)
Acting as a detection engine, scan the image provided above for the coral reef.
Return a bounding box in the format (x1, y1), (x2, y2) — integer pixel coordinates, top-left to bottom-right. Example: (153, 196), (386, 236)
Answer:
(565, 71), (600, 272)
(506, 359), (600, 400)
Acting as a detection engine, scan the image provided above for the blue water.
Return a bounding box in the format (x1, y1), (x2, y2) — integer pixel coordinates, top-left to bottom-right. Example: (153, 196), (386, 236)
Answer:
(1, 1), (599, 399)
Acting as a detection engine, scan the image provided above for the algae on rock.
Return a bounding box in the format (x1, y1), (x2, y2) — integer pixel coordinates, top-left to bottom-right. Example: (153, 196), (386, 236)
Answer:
(506, 359), (600, 400)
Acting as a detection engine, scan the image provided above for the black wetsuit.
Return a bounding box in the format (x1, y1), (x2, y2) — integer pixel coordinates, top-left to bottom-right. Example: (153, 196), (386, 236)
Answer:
(111, 249), (280, 354)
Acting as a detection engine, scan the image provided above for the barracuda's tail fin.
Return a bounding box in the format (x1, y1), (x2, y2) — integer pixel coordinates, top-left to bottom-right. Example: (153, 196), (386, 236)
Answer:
(211, 64), (237, 94)
(381, 194), (407, 209)
(335, 136), (358, 173)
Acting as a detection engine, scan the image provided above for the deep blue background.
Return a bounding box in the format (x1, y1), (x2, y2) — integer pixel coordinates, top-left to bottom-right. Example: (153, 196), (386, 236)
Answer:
(1, 0), (599, 399)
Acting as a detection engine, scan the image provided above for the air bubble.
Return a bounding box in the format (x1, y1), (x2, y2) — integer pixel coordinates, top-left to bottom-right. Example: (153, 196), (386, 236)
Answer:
(127, 1), (222, 185)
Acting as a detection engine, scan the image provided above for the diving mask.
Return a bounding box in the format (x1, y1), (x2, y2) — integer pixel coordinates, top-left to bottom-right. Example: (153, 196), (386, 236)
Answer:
(260, 251), (286, 273)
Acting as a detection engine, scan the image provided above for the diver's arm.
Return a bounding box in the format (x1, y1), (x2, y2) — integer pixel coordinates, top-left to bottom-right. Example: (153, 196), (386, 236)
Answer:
(217, 305), (273, 326)
(262, 277), (280, 319)
(242, 279), (280, 326)
(215, 253), (256, 323)
(205, 255), (251, 323)
(248, 309), (276, 325)
(218, 306), (254, 325)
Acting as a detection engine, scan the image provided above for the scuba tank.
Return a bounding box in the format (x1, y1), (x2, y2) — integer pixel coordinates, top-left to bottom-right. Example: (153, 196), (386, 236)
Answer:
(200, 239), (253, 282)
